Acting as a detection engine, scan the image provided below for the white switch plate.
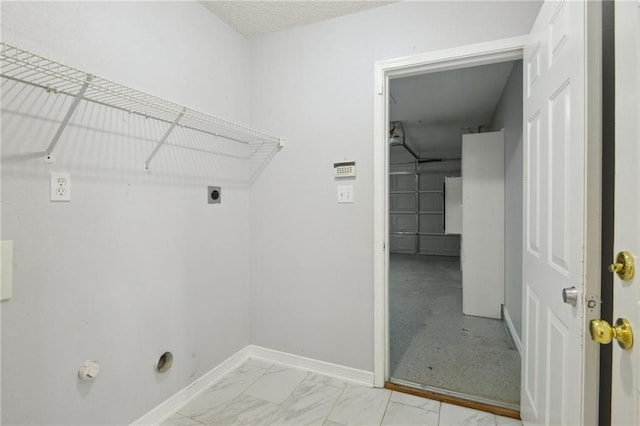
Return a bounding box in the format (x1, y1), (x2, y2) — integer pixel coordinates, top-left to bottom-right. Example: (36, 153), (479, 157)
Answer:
(50, 172), (71, 202)
(1, 240), (14, 301)
(337, 185), (354, 203)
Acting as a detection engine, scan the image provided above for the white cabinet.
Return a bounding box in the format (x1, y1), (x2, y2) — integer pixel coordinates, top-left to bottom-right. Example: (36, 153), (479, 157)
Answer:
(461, 131), (505, 319)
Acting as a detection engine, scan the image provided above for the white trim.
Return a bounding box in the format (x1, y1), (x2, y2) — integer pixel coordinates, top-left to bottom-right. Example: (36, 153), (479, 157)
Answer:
(373, 36), (527, 388)
(502, 305), (523, 356)
(375, 36), (527, 83)
(130, 346), (250, 425)
(247, 345), (374, 387)
(130, 346), (373, 425)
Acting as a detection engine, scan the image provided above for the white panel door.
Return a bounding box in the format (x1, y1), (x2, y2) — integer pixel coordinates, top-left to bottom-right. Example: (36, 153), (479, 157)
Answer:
(521, 1), (587, 424)
(611, 1), (640, 424)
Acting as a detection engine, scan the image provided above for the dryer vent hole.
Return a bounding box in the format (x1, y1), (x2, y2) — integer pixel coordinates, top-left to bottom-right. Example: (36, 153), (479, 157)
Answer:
(157, 352), (173, 373)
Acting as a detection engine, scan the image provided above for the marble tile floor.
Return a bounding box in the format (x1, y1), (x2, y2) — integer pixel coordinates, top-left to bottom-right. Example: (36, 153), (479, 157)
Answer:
(162, 359), (522, 426)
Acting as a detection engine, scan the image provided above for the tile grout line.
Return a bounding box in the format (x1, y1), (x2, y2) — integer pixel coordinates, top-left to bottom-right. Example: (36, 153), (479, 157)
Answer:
(190, 362), (273, 425)
(323, 381), (349, 425)
(377, 390), (393, 426)
(264, 370), (313, 426)
(236, 362), (281, 425)
(389, 398), (442, 415)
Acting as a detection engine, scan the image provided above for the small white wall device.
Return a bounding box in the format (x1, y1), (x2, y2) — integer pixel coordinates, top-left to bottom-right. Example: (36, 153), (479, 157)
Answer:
(334, 161), (356, 178)
(78, 360), (100, 380)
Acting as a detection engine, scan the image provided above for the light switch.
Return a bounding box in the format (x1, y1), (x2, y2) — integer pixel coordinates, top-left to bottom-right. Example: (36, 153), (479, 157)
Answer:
(1, 240), (14, 301)
(337, 185), (354, 203)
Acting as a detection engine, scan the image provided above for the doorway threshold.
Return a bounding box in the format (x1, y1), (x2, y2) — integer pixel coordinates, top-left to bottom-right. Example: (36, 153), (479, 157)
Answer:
(385, 378), (520, 420)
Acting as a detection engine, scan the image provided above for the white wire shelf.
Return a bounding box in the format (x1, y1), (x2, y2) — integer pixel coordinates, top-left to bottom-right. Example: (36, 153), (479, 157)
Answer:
(0, 43), (283, 179)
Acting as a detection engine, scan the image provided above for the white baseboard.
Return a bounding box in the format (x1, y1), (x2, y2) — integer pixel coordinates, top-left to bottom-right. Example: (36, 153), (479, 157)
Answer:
(131, 345), (374, 425)
(246, 345), (374, 387)
(130, 346), (250, 426)
(502, 305), (523, 356)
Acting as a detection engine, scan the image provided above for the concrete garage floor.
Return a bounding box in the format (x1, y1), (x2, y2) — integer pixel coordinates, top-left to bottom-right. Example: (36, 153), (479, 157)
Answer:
(389, 254), (521, 407)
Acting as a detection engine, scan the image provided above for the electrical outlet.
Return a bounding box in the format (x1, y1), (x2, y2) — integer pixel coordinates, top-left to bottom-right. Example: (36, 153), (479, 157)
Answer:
(50, 172), (71, 202)
(207, 186), (221, 204)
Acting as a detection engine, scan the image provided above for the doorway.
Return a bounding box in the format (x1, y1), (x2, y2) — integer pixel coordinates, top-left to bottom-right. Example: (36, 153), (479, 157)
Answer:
(387, 59), (523, 411)
(375, 2), (603, 424)
(372, 36), (528, 414)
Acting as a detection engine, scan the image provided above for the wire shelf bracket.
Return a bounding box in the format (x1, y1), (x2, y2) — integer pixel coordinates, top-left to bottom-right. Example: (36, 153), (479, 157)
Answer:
(44, 73), (93, 162)
(144, 108), (185, 172)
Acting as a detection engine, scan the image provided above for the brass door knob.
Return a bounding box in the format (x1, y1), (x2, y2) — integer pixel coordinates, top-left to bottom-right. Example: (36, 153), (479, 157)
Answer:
(609, 251), (634, 281)
(590, 318), (633, 350)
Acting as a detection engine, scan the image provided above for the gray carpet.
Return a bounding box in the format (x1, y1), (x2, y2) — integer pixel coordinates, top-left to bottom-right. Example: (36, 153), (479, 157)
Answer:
(389, 254), (521, 406)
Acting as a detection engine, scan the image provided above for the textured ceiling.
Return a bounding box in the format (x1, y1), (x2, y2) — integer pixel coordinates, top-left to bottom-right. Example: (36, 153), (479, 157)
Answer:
(390, 61), (518, 159)
(200, 1), (396, 38)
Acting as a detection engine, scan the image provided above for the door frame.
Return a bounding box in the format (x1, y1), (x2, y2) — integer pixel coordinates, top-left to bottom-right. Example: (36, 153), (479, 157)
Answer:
(373, 11), (602, 423)
(373, 35), (527, 387)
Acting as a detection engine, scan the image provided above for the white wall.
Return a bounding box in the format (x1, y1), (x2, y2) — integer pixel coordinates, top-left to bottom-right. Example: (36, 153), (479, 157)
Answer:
(1, 2), (539, 422)
(490, 60), (524, 340)
(1, 2), (252, 424)
(249, 2), (540, 371)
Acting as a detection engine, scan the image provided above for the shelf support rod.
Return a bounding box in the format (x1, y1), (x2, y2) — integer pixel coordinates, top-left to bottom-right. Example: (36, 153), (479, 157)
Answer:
(44, 74), (93, 161)
(144, 108), (185, 171)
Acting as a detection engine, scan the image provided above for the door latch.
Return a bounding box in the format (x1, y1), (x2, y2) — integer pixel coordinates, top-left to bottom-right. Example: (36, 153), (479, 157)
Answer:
(562, 286), (579, 306)
(590, 318), (634, 350)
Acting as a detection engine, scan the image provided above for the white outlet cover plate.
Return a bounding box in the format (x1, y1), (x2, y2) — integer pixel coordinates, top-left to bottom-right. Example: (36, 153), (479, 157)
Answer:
(50, 172), (71, 202)
(337, 185), (354, 203)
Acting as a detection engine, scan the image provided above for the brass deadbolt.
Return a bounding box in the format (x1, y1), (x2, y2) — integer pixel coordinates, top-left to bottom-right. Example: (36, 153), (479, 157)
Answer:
(590, 318), (634, 350)
(609, 251), (634, 281)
